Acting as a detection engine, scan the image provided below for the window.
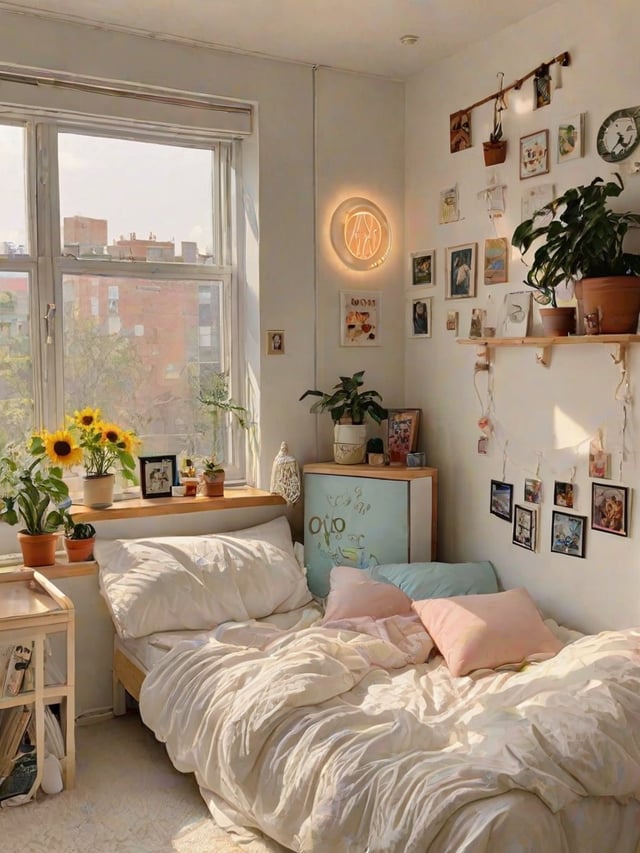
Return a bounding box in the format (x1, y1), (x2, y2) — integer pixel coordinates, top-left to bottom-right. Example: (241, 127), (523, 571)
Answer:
(0, 117), (245, 485)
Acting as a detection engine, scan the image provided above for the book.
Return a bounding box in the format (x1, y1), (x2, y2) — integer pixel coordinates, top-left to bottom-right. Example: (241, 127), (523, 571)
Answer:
(2, 643), (33, 696)
(0, 745), (37, 801)
(0, 705), (32, 781)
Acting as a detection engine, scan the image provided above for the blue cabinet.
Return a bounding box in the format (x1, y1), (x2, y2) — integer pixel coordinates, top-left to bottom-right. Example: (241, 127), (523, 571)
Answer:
(303, 463), (438, 597)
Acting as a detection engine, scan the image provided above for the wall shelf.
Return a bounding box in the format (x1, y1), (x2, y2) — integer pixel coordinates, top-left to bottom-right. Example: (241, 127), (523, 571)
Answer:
(457, 334), (640, 366)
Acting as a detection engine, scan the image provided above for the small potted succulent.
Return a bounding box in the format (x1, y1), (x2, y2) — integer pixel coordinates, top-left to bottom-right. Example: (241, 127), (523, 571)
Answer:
(62, 516), (96, 563)
(201, 457), (225, 497)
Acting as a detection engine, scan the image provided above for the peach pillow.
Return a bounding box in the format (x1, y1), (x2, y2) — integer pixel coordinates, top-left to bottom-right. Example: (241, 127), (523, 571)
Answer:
(323, 565), (413, 623)
(412, 587), (563, 676)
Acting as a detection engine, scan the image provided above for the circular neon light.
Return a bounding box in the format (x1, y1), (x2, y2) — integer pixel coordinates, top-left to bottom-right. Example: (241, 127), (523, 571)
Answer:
(330, 197), (391, 270)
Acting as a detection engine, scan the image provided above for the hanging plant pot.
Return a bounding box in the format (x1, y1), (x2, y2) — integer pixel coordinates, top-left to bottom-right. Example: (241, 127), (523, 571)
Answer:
(82, 473), (115, 509)
(482, 140), (507, 166)
(18, 531), (59, 568)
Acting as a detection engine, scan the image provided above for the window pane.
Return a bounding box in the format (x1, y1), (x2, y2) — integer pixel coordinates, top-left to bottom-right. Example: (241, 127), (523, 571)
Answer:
(62, 274), (224, 458)
(0, 125), (28, 255)
(58, 134), (215, 262)
(0, 272), (33, 442)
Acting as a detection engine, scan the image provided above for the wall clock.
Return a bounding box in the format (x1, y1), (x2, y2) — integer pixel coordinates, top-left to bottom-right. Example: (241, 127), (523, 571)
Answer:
(597, 107), (640, 162)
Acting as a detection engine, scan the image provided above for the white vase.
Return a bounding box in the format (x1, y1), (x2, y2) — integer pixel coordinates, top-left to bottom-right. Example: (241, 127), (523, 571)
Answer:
(333, 424), (367, 464)
(82, 473), (115, 509)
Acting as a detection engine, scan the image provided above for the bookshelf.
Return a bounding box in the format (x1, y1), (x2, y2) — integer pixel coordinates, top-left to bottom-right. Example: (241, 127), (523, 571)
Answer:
(0, 571), (75, 801)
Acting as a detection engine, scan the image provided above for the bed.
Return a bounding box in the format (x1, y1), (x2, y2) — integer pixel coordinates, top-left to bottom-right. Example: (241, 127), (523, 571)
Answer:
(94, 517), (640, 853)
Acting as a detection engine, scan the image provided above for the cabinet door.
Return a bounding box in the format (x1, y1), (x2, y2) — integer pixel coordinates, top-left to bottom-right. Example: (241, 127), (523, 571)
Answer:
(304, 474), (409, 597)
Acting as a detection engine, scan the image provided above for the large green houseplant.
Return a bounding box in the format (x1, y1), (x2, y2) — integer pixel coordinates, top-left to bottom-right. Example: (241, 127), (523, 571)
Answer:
(299, 371), (387, 464)
(512, 174), (640, 333)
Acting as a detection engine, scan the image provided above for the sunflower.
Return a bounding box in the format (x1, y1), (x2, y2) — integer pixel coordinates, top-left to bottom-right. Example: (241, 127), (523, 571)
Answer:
(119, 430), (139, 455)
(73, 407), (101, 430)
(44, 429), (83, 467)
(100, 422), (125, 446)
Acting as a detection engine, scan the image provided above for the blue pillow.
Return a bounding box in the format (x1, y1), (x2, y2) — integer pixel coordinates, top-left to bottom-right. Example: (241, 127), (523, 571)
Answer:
(368, 561), (498, 601)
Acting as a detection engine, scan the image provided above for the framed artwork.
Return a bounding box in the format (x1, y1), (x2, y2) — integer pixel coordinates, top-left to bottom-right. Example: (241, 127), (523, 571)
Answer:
(521, 183), (555, 224)
(140, 454), (177, 499)
(439, 185), (460, 224)
(266, 330), (285, 355)
(483, 237), (508, 284)
(534, 70), (551, 109)
(411, 250), (435, 287)
(513, 504), (537, 551)
(551, 510), (587, 558)
(446, 310), (459, 333)
(591, 483), (629, 537)
(557, 113), (585, 162)
(450, 110), (471, 153)
(469, 308), (485, 339)
(339, 291), (381, 347)
(387, 409), (421, 464)
(445, 243), (476, 299)
(554, 481), (575, 508)
(490, 479), (514, 522)
(520, 129), (550, 179)
(498, 291), (531, 338)
(408, 297), (432, 338)
(524, 478), (542, 504)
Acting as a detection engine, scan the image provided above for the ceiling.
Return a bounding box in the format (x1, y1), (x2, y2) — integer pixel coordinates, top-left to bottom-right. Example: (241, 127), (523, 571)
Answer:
(0, 0), (560, 80)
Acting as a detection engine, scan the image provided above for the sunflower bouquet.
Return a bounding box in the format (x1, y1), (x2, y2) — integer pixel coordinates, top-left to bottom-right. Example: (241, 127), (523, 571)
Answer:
(63, 407), (139, 483)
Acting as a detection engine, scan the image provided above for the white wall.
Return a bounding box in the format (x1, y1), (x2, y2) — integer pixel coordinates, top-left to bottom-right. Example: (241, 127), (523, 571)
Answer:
(405, 0), (640, 632)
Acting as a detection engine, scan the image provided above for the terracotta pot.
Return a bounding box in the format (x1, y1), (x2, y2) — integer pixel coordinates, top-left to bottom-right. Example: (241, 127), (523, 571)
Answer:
(82, 473), (115, 509)
(18, 531), (59, 568)
(579, 276), (640, 334)
(202, 470), (225, 497)
(482, 140), (507, 166)
(539, 306), (576, 337)
(64, 537), (95, 563)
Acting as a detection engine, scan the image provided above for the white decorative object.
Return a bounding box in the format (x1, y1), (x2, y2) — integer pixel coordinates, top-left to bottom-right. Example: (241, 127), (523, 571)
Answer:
(270, 442), (301, 505)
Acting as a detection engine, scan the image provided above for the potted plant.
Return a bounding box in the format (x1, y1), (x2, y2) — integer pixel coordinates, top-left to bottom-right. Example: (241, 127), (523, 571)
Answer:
(512, 174), (640, 335)
(482, 74), (508, 167)
(299, 370), (387, 464)
(62, 516), (96, 563)
(68, 408), (139, 508)
(198, 371), (252, 495)
(0, 435), (72, 567)
(366, 437), (385, 466)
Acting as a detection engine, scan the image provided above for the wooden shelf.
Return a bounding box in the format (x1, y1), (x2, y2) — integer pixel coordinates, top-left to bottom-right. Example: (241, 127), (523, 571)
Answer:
(458, 334), (640, 366)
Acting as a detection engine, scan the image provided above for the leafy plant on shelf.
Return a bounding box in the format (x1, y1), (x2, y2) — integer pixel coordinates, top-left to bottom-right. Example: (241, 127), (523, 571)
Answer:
(198, 371), (253, 469)
(63, 516), (96, 541)
(0, 435), (71, 535)
(65, 407), (139, 483)
(299, 370), (387, 425)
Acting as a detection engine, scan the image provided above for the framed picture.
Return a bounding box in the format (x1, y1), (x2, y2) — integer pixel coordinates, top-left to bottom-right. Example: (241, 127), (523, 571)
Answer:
(483, 237), (508, 284)
(490, 479), (514, 522)
(439, 185), (460, 224)
(339, 291), (381, 347)
(446, 310), (459, 333)
(445, 243), (476, 299)
(498, 291), (531, 338)
(520, 129), (550, 179)
(534, 70), (551, 109)
(557, 113), (585, 162)
(591, 483), (629, 537)
(140, 454), (177, 499)
(469, 308), (485, 339)
(411, 250), (435, 287)
(521, 183), (555, 224)
(551, 510), (587, 557)
(554, 481), (575, 508)
(524, 478), (542, 504)
(450, 109), (471, 153)
(513, 504), (537, 551)
(408, 297), (432, 338)
(266, 330), (285, 355)
(387, 409), (421, 464)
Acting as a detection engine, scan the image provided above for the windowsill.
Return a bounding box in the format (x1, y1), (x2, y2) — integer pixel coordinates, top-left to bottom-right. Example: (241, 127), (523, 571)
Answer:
(69, 486), (285, 522)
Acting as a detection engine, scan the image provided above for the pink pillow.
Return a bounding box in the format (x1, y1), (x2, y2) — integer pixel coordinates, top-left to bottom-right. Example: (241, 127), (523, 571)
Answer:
(412, 587), (562, 676)
(323, 565), (413, 622)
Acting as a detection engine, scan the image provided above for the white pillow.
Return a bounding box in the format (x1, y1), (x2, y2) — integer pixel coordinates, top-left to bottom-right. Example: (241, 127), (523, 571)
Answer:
(95, 517), (311, 639)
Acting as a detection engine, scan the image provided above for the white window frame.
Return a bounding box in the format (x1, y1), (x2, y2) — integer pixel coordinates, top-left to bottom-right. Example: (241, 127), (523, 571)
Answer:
(0, 113), (247, 481)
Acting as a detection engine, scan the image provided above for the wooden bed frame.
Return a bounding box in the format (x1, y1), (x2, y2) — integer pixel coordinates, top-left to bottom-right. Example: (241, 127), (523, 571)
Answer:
(113, 641), (145, 715)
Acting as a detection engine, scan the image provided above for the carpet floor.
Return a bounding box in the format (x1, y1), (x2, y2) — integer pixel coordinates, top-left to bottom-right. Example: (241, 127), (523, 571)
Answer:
(0, 714), (247, 853)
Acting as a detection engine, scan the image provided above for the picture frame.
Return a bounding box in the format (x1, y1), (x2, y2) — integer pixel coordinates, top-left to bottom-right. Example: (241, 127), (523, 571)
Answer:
(519, 129), (550, 179)
(521, 183), (555, 224)
(140, 454), (177, 499)
(445, 243), (477, 299)
(490, 479), (514, 522)
(410, 250), (435, 287)
(498, 291), (531, 338)
(469, 308), (485, 339)
(534, 70), (551, 109)
(266, 330), (285, 355)
(554, 481), (575, 508)
(439, 185), (460, 224)
(408, 297), (432, 338)
(591, 482), (629, 537)
(387, 409), (421, 464)
(513, 504), (537, 551)
(551, 510), (587, 557)
(557, 113), (585, 162)
(339, 291), (381, 347)
(483, 237), (508, 284)
(524, 478), (542, 504)
(449, 110), (471, 153)
(446, 310), (459, 333)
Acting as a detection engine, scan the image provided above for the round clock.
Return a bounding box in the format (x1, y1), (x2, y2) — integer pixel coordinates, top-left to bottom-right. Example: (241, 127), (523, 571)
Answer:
(597, 108), (640, 162)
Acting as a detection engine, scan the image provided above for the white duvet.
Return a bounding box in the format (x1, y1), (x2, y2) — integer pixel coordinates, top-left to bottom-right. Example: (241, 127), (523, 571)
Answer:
(139, 618), (640, 852)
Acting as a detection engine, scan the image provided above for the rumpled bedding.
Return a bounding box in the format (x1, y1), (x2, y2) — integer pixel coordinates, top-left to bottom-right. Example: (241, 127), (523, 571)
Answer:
(139, 616), (640, 852)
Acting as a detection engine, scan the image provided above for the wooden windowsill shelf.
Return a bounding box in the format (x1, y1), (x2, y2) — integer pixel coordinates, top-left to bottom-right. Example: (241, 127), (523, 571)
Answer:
(458, 334), (640, 366)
